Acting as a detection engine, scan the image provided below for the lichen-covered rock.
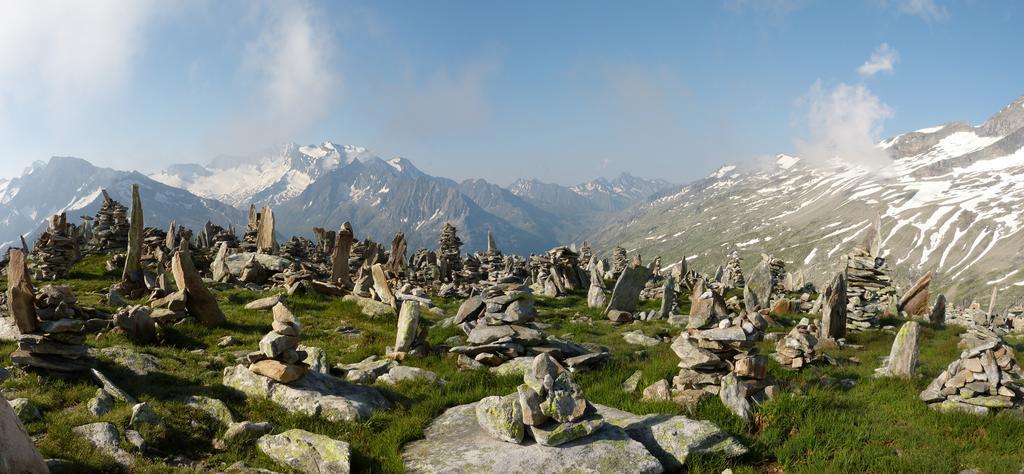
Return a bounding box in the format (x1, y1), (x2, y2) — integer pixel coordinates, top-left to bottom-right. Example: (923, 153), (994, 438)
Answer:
(72, 422), (133, 467)
(184, 396), (235, 425)
(88, 389), (114, 417)
(9, 398), (41, 423)
(475, 395), (524, 444)
(402, 403), (664, 473)
(0, 397), (47, 473)
(529, 416), (605, 447)
(258, 429), (351, 474)
(598, 404), (747, 471)
(130, 402), (159, 427)
(342, 294), (396, 318)
(223, 365), (389, 422)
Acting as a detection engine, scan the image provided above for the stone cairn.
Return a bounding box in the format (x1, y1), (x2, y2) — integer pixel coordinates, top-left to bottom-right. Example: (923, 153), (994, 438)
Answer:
(30, 212), (81, 280)
(438, 222), (463, 282)
(843, 248), (896, 330)
(771, 317), (821, 370)
(475, 354), (601, 447)
(89, 190), (130, 252)
(247, 303), (308, 383)
(450, 285), (605, 372)
(529, 246), (586, 298)
(611, 246), (628, 278)
(578, 241), (593, 269)
(721, 251), (744, 290)
(7, 249), (92, 374)
(919, 340), (1023, 415)
(670, 278), (770, 418)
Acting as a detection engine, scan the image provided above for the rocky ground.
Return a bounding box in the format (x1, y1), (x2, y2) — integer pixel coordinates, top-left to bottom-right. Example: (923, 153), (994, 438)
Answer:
(2, 255), (1024, 473)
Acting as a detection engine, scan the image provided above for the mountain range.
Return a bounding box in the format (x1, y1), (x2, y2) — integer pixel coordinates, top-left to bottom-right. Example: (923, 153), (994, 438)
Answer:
(4, 95), (1024, 299)
(590, 96), (1024, 300)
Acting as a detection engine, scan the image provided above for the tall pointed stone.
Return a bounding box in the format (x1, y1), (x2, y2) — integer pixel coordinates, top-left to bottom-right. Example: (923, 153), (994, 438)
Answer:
(987, 286), (998, 318)
(6, 249), (38, 334)
(820, 272), (847, 340)
(121, 184), (145, 287)
(604, 265), (651, 315)
(386, 232), (407, 276)
(930, 294), (946, 325)
(0, 397), (48, 474)
(395, 300), (421, 353)
(876, 321), (920, 378)
(586, 257), (607, 309)
(898, 271), (932, 318)
(211, 241), (231, 283)
(256, 206), (277, 254)
(171, 241), (226, 327)
(331, 222), (353, 287)
(165, 220), (176, 250)
(371, 263), (397, 310)
(658, 276), (676, 319)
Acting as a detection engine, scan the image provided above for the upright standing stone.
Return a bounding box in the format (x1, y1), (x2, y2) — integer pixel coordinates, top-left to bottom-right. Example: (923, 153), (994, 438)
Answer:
(371, 264), (397, 310)
(121, 184), (145, 287)
(395, 301), (421, 353)
(876, 321), (920, 378)
(586, 257), (607, 309)
(211, 241), (231, 283)
(165, 220), (176, 250)
(820, 272), (847, 341)
(987, 286), (998, 318)
(898, 271), (932, 318)
(256, 206), (277, 254)
(6, 249), (37, 334)
(930, 294), (946, 325)
(331, 222), (353, 287)
(171, 242), (226, 327)
(386, 232), (407, 276)
(746, 256), (773, 309)
(658, 276), (676, 319)
(604, 265), (650, 315)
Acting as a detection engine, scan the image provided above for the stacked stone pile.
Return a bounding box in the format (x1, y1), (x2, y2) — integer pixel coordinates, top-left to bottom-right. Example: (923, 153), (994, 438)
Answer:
(449, 285), (604, 372)
(919, 340), (1024, 415)
(611, 246), (628, 278)
(670, 279), (771, 418)
(475, 354), (602, 447)
(721, 251), (744, 289)
(245, 303), (309, 383)
(8, 249), (92, 374)
(90, 191), (130, 252)
(529, 246), (586, 297)
(438, 223), (463, 281)
(771, 318), (821, 370)
(745, 254), (785, 310)
(31, 212), (81, 280)
(844, 247), (896, 330)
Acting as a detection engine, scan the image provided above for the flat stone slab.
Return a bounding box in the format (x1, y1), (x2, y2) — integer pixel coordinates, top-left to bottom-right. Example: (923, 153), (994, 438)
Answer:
(223, 365), (389, 422)
(401, 403), (664, 473)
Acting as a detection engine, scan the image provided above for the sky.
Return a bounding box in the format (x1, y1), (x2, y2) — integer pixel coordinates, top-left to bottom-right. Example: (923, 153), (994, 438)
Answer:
(0, 0), (1021, 186)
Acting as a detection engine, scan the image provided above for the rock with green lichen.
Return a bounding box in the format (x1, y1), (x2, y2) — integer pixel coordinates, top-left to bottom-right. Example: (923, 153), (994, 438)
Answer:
(183, 396), (235, 425)
(528, 416), (605, 447)
(475, 395), (524, 444)
(223, 365), (389, 422)
(257, 428), (350, 474)
(402, 403), (663, 473)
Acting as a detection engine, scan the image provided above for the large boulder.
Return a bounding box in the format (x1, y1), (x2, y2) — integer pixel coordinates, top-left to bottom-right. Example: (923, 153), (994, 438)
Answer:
(223, 365), (389, 422)
(401, 403), (663, 473)
(171, 244), (226, 327)
(604, 265), (651, 315)
(898, 271), (932, 317)
(876, 321), (920, 378)
(0, 397), (47, 473)
(224, 253), (292, 275)
(258, 429), (351, 474)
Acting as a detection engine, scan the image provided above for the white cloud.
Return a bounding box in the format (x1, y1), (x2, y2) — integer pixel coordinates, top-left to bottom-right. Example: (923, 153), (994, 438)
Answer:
(886, 0), (949, 22)
(858, 43), (899, 78)
(795, 80), (894, 169)
(217, 1), (340, 149)
(0, 0), (162, 129)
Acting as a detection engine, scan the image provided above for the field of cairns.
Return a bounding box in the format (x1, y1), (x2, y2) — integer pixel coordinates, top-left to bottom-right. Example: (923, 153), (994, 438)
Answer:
(1, 187), (1023, 474)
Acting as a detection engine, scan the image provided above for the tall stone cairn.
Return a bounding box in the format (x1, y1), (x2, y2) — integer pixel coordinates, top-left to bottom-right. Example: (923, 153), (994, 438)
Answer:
(843, 247), (895, 330)
(121, 184), (145, 289)
(611, 246), (628, 276)
(248, 303), (308, 384)
(721, 251), (745, 289)
(241, 204), (259, 252)
(331, 222), (354, 287)
(90, 190), (130, 252)
(438, 223), (463, 281)
(578, 241), (593, 270)
(31, 212), (81, 280)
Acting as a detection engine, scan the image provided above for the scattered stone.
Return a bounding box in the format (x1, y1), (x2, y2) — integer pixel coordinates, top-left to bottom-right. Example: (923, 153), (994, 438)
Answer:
(623, 330), (660, 347)
(171, 243), (227, 327)
(622, 370), (644, 393)
(920, 340), (1023, 414)
(9, 398), (41, 423)
(73, 422), (133, 467)
(88, 389), (114, 417)
(642, 380), (672, 401)
(875, 321), (920, 378)
(223, 365), (390, 422)
(130, 402), (159, 427)
(899, 271), (932, 318)
(0, 397), (48, 473)
(258, 429), (350, 474)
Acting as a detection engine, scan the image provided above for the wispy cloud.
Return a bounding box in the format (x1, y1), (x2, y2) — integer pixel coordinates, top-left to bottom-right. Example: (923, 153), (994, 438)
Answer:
(217, 1), (340, 149)
(858, 43), (899, 78)
(795, 80), (894, 169)
(0, 0), (163, 131)
(722, 0), (808, 17)
(883, 0), (950, 22)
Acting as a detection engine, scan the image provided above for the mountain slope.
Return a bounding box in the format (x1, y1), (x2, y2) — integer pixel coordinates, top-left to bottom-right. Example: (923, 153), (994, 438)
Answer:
(0, 157), (244, 250)
(589, 96), (1024, 300)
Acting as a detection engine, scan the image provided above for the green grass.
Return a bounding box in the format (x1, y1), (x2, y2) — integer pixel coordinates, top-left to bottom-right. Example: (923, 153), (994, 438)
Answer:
(3, 257), (1024, 473)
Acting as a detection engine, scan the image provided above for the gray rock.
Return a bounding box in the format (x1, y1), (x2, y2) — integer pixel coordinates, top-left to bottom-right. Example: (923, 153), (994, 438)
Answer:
(395, 301), (421, 353)
(300, 345), (330, 375)
(336, 357), (396, 384)
(529, 416), (605, 447)
(605, 265), (651, 314)
(542, 372), (587, 423)
(342, 294), (396, 318)
(125, 430), (147, 452)
(517, 384), (548, 427)
(223, 365), (390, 422)
(820, 272), (847, 340)
(88, 389), (114, 417)
(9, 398), (41, 423)
(259, 332), (300, 359)
(524, 354), (562, 394)
(599, 404), (747, 471)
(476, 395), (525, 444)
(130, 402), (159, 427)
(258, 429), (351, 474)
(402, 403), (663, 473)
(489, 357), (536, 377)
(622, 370), (644, 393)
(623, 330), (660, 347)
(91, 369), (136, 404)
(377, 366), (442, 385)
(0, 397), (47, 473)
(244, 294), (284, 311)
(72, 422), (133, 466)
(225, 253), (291, 275)
(876, 321), (920, 378)
(184, 396), (235, 425)
(223, 421), (274, 442)
(719, 373), (751, 420)
(96, 346), (160, 376)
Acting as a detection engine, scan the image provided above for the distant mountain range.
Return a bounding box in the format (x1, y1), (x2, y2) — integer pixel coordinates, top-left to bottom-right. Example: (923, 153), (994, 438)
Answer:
(590, 95), (1024, 300)
(1, 145), (673, 256)
(6, 95), (1024, 299)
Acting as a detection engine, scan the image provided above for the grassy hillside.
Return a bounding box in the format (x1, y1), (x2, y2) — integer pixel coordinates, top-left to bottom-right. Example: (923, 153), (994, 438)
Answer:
(2, 256), (1023, 473)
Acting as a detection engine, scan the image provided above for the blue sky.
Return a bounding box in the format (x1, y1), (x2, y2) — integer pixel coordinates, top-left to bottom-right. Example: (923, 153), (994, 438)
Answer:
(0, 0), (1020, 185)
